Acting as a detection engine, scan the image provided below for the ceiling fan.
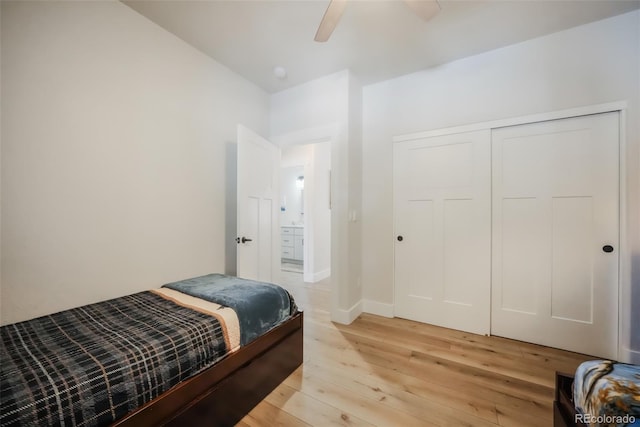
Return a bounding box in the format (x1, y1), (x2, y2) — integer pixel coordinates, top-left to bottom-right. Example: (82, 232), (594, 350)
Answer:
(314, 0), (441, 42)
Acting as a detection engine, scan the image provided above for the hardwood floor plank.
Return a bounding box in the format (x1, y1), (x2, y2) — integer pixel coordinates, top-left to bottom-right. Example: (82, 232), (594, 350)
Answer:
(333, 340), (549, 420)
(332, 323), (553, 405)
(357, 314), (525, 357)
(303, 350), (500, 421)
(265, 381), (373, 427)
(408, 349), (553, 402)
(239, 400), (311, 427)
(338, 316), (557, 388)
(496, 402), (553, 427)
(302, 357), (498, 426)
(242, 271), (585, 426)
(283, 367), (433, 427)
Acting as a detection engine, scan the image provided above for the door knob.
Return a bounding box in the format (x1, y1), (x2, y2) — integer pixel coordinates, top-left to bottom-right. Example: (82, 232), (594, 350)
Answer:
(602, 245), (614, 253)
(236, 237), (253, 244)
(397, 235), (403, 242)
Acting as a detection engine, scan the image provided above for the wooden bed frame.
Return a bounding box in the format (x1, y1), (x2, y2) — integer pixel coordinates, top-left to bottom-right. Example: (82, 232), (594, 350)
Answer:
(554, 372), (587, 427)
(113, 311), (304, 426)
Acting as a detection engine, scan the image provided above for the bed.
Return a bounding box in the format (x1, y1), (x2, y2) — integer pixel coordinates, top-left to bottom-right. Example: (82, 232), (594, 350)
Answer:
(554, 361), (640, 427)
(0, 274), (303, 427)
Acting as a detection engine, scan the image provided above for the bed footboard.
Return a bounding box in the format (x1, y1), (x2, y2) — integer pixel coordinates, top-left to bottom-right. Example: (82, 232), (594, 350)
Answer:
(554, 372), (587, 427)
(113, 311), (304, 426)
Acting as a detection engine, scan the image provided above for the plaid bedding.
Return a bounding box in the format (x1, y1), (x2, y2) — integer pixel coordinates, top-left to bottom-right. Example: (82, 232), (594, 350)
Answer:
(0, 291), (235, 427)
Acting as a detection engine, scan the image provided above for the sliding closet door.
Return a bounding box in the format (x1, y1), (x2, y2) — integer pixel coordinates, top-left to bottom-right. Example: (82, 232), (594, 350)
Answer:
(491, 112), (619, 359)
(394, 130), (491, 335)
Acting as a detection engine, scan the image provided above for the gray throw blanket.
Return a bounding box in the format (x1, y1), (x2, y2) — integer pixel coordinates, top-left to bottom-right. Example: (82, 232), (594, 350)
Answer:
(164, 274), (297, 346)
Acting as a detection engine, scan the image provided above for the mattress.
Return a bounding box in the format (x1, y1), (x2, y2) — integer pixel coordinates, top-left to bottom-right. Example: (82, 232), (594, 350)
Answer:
(0, 275), (297, 427)
(574, 360), (640, 427)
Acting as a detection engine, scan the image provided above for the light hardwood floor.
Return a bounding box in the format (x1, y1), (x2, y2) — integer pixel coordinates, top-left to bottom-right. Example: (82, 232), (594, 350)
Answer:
(239, 271), (592, 426)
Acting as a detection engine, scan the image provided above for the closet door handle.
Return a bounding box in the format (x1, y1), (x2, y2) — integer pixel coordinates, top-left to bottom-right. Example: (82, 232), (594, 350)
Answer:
(397, 235), (404, 242)
(602, 245), (614, 253)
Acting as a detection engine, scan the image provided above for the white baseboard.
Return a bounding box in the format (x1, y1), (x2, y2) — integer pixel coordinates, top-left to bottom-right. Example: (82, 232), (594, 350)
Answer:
(331, 300), (362, 325)
(619, 347), (640, 364)
(362, 299), (394, 318)
(304, 268), (331, 283)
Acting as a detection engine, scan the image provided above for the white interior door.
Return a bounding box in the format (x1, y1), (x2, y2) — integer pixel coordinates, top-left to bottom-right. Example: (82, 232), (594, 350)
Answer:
(394, 130), (491, 335)
(491, 112), (619, 359)
(237, 125), (280, 282)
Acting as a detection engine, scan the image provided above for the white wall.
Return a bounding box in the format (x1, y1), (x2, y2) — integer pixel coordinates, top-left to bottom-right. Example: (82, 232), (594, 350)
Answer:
(347, 72), (363, 309)
(281, 144), (312, 169)
(0, 1), (269, 324)
(307, 142), (331, 282)
(362, 11), (640, 361)
(280, 165), (305, 226)
(271, 71), (348, 138)
(271, 70), (363, 322)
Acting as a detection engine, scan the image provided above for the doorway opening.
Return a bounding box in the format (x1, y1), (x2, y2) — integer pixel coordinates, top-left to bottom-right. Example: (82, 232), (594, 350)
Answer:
(280, 142), (331, 283)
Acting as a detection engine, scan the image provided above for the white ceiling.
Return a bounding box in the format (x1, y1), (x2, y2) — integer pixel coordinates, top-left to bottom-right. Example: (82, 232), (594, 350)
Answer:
(123, 0), (640, 93)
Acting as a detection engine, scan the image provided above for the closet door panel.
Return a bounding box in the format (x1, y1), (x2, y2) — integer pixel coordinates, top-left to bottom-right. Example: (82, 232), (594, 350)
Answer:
(491, 112), (619, 359)
(394, 130), (491, 335)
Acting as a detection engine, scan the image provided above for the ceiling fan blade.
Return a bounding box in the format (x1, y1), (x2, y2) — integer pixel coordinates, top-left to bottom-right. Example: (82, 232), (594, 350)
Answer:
(314, 0), (348, 42)
(403, 0), (440, 22)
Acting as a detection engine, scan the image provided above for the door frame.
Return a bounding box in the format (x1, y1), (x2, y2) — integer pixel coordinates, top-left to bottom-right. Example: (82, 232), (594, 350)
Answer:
(272, 123), (341, 318)
(392, 100), (631, 362)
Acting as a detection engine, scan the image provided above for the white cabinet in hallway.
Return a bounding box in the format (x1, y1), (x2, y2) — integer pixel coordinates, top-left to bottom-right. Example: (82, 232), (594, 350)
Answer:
(281, 226), (303, 262)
